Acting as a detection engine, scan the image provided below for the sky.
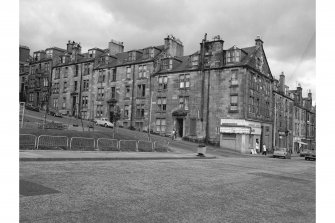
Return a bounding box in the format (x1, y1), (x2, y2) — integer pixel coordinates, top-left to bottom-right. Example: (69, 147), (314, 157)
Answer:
(19, 0), (316, 103)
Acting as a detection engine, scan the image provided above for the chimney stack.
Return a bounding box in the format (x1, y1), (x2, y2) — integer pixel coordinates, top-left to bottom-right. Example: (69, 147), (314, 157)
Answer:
(109, 39), (124, 55)
(255, 35), (263, 47)
(279, 72), (285, 93)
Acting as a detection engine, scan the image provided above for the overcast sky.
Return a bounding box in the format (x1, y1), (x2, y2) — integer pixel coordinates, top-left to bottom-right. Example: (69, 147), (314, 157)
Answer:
(20, 0), (315, 103)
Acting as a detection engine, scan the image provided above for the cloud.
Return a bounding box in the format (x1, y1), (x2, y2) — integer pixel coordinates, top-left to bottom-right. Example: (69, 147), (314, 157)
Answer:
(20, 0), (315, 102)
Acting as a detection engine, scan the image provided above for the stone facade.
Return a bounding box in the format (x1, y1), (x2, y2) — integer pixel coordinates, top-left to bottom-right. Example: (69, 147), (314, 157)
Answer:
(22, 34), (316, 154)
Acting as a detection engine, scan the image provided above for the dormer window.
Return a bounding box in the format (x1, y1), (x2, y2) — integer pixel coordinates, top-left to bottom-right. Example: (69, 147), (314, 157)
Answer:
(169, 60), (173, 69)
(226, 49), (240, 63)
(149, 48), (155, 58)
(128, 51), (136, 61)
(46, 50), (53, 58)
(191, 55), (199, 66)
(143, 49), (149, 59)
(89, 50), (95, 58)
(161, 59), (169, 70)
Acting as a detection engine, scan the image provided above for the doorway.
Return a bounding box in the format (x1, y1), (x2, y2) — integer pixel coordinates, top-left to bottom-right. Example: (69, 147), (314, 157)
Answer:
(176, 118), (183, 137)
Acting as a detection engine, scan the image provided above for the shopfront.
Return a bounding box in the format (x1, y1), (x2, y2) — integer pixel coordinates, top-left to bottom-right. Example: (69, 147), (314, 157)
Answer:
(220, 119), (262, 154)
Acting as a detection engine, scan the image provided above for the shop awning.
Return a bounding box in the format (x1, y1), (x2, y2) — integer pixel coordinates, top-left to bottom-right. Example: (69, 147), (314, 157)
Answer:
(298, 141), (308, 145)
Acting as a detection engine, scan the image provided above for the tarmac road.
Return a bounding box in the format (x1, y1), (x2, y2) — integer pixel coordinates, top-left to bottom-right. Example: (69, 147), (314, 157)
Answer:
(20, 156), (315, 223)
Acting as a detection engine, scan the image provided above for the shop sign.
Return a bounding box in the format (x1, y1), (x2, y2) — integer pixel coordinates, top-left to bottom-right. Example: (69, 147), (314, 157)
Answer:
(250, 127), (261, 135)
(220, 127), (250, 134)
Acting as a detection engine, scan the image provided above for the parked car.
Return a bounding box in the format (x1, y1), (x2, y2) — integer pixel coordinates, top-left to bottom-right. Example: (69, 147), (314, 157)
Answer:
(305, 150), (316, 161)
(94, 117), (114, 128)
(273, 148), (291, 159)
(48, 109), (62, 118)
(300, 149), (312, 157)
(25, 104), (40, 112)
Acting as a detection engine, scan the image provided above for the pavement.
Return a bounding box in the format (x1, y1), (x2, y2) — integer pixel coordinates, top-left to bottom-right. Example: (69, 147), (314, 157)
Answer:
(20, 150), (216, 161)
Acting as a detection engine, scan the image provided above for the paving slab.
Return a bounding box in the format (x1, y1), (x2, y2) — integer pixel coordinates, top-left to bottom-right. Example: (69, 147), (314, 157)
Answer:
(20, 150), (216, 161)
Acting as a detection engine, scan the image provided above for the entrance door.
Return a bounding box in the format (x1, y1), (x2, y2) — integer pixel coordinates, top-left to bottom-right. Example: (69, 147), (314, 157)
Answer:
(177, 118), (183, 137)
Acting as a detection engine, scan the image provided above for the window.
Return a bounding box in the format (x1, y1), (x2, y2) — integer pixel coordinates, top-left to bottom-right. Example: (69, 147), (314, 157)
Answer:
(156, 118), (166, 133)
(52, 83), (59, 94)
(83, 80), (89, 91)
(84, 63), (90, 75)
(125, 86), (131, 98)
(46, 50), (53, 58)
(112, 69), (116, 81)
(149, 48), (155, 58)
(81, 111), (87, 119)
(82, 96), (88, 108)
(169, 60), (173, 69)
(63, 82), (68, 92)
(138, 65), (147, 78)
(124, 105), (129, 119)
(143, 49), (149, 59)
(235, 50), (240, 62)
(158, 76), (168, 90)
(179, 96), (189, 110)
(75, 64), (79, 77)
(249, 93), (254, 113)
(179, 74), (190, 88)
(29, 93), (34, 102)
(111, 87), (116, 99)
(96, 105), (103, 117)
(230, 95), (238, 111)
(136, 104), (145, 118)
(126, 67), (131, 79)
(74, 81), (78, 91)
(43, 78), (48, 87)
(97, 88), (104, 100)
(191, 55), (199, 66)
(98, 70), (105, 83)
(45, 63), (50, 72)
(128, 52), (134, 61)
(89, 50), (95, 58)
(64, 67), (68, 78)
(227, 51), (233, 63)
(157, 97), (167, 112)
(61, 56), (66, 64)
(137, 84), (146, 97)
(55, 68), (60, 79)
(161, 59), (169, 70)
(62, 97), (66, 109)
(53, 98), (58, 108)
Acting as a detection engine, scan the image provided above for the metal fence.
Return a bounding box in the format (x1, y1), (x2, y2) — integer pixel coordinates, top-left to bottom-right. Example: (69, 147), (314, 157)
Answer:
(119, 140), (138, 152)
(138, 140), (154, 152)
(37, 135), (68, 150)
(97, 138), (119, 151)
(70, 137), (95, 151)
(19, 134), (37, 150)
(20, 134), (169, 152)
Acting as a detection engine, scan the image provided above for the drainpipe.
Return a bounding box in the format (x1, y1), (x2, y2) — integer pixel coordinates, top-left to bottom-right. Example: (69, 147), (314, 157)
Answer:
(273, 93), (276, 150)
(205, 69), (210, 143)
(130, 64), (136, 129)
(200, 33), (207, 125)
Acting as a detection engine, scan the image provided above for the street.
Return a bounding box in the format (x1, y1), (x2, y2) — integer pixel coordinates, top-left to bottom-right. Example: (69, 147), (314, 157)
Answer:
(20, 157), (315, 223)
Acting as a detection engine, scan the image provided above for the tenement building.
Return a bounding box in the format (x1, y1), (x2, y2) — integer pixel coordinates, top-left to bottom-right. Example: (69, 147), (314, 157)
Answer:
(272, 73), (294, 152)
(23, 34), (315, 154)
(152, 35), (273, 153)
(27, 46), (66, 109)
(19, 45), (31, 102)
